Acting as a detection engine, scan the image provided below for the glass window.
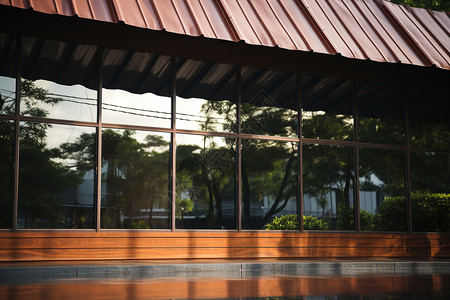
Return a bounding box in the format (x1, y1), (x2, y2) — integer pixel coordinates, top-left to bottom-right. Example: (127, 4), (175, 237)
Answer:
(408, 89), (449, 150)
(101, 129), (170, 229)
(359, 148), (406, 231)
(0, 76), (15, 115)
(303, 144), (355, 231)
(0, 33), (17, 114)
(0, 120), (14, 228)
(410, 151), (450, 232)
(20, 37), (97, 122)
(358, 82), (404, 145)
(176, 134), (236, 229)
(241, 67), (297, 137)
(302, 75), (353, 141)
(20, 79), (97, 122)
(103, 50), (171, 128)
(242, 139), (298, 229)
(176, 58), (236, 132)
(18, 123), (96, 229)
(21, 37), (97, 89)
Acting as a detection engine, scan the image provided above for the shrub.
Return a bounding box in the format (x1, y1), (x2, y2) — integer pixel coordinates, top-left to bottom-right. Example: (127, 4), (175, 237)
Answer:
(265, 215), (329, 230)
(376, 193), (450, 232)
(265, 214), (298, 230)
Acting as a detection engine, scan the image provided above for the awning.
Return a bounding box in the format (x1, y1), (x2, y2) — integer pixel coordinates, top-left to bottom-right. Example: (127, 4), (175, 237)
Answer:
(0, 0), (449, 70)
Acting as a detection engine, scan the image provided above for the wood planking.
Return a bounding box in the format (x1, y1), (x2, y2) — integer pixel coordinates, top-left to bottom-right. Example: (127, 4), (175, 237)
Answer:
(0, 231), (449, 261)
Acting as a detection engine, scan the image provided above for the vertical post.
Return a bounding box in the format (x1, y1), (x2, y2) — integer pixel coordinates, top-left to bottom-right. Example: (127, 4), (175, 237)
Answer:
(12, 35), (21, 231)
(297, 72), (303, 232)
(236, 65), (242, 232)
(95, 47), (103, 232)
(404, 91), (412, 233)
(170, 56), (177, 231)
(353, 80), (361, 232)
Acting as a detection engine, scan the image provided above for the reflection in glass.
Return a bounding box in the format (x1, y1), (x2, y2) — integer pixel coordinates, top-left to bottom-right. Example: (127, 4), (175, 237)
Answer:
(20, 79), (97, 122)
(101, 129), (170, 229)
(359, 148), (406, 231)
(18, 123), (95, 229)
(176, 58), (236, 132)
(408, 89), (450, 150)
(0, 120), (13, 228)
(358, 82), (404, 145)
(0, 76), (15, 115)
(241, 67), (297, 137)
(410, 151), (450, 232)
(176, 134), (235, 229)
(103, 50), (171, 128)
(302, 75), (353, 141)
(303, 144), (355, 230)
(0, 33), (16, 84)
(103, 89), (171, 128)
(242, 140), (298, 229)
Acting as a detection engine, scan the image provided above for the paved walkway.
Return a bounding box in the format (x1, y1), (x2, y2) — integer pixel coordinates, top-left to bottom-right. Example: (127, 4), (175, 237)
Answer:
(1, 259), (450, 284)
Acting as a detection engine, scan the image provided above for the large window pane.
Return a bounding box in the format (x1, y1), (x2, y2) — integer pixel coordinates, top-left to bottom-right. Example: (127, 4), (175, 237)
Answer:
(0, 76), (15, 115)
(241, 67), (297, 137)
(176, 58), (236, 132)
(0, 32), (17, 115)
(410, 151), (450, 232)
(303, 144), (355, 231)
(358, 82), (404, 145)
(103, 50), (171, 128)
(21, 36), (97, 86)
(302, 75), (353, 141)
(242, 140), (298, 229)
(18, 123), (96, 229)
(0, 120), (14, 228)
(176, 134), (236, 229)
(20, 36), (97, 122)
(20, 79), (97, 122)
(408, 89), (450, 150)
(359, 148), (406, 232)
(101, 129), (170, 229)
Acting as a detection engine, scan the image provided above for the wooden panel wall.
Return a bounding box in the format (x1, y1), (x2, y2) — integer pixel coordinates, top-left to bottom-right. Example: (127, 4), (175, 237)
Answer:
(0, 231), (449, 261)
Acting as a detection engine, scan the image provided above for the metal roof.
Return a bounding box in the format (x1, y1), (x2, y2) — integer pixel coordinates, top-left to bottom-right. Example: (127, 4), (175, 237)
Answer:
(0, 0), (449, 70)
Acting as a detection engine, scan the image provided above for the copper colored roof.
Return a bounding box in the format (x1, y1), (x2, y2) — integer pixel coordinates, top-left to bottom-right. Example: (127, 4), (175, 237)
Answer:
(1, 0), (449, 70)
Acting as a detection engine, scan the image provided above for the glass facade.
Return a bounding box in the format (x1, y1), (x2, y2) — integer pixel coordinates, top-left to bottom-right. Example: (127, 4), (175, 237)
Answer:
(0, 33), (449, 232)
(101, 129), (170, 229)
(18, 123), (96, 229)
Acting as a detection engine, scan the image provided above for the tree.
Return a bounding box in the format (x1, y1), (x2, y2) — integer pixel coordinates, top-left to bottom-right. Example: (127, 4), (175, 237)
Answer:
(14, 80), (87, 228)
(389, 0), (450, 12)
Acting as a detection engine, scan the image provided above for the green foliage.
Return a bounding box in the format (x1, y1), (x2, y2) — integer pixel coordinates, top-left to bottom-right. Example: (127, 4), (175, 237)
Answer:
(389, 0), (450, 12)
(265, 215), (329, 230)
(360, 210), (374, 231)
(365, 193), (450, 232)
(132, 220), (151, 229)
(336, 200), (355, 231)
(373, 195), (407, 232)
(265, 214), (298, 230)
(304, 215), (330, 230)
(411, 193), (450, 232)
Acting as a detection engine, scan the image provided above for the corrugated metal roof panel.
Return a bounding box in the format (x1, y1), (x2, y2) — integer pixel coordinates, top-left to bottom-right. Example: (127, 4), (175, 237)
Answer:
(0, 0), (448, 69)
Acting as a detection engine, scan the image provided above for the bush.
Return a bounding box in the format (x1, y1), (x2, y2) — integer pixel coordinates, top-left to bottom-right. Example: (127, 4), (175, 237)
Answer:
(376, 193), (450, 232)
(265, 215), (329, 230)
(411, 193), (450, 232)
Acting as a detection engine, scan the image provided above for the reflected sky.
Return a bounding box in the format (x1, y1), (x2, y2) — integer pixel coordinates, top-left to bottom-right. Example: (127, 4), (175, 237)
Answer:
(1, 274), (449, 299)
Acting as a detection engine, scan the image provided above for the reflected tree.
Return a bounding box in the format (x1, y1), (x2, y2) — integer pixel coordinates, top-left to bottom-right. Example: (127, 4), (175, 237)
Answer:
(17, 80), (89, 228)
(176, 136), (235, 228)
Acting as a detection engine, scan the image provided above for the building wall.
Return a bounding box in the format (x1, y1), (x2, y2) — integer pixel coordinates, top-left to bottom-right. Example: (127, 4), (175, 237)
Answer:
(1, 231), (449, 261)
(0, 28), (449, 261)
